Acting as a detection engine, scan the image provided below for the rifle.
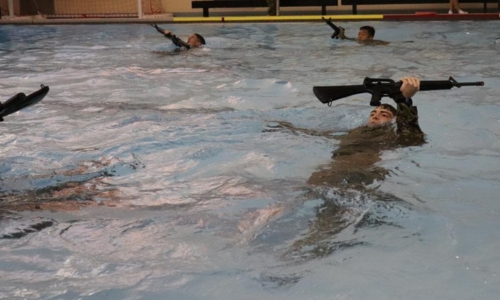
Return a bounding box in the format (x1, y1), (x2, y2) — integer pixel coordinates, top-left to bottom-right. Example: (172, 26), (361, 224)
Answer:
(322, 17), (341, 39)
(313, 77), (484, 107)
(0, 84), (49, 122)
(150, 24), (191, 49)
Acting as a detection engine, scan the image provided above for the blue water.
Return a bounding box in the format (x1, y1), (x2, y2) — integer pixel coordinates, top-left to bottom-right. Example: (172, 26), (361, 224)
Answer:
(1, 21), (500, 299)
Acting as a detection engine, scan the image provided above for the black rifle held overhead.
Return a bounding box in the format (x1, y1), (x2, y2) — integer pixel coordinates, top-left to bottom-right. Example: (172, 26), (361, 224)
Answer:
(313, 77), (484, 107)
(0, 84), (49, 122)
(322, 17), (341, 39)
(151, 24), (191, 49)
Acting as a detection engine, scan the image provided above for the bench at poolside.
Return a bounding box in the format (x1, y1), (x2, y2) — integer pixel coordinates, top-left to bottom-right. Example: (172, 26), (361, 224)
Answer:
(342, 0), (499, 15)
(192, 0), (339, 17)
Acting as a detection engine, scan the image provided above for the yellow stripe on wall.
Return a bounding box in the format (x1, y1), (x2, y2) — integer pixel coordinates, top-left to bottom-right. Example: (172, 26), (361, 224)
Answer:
(173, 15), (384, 23)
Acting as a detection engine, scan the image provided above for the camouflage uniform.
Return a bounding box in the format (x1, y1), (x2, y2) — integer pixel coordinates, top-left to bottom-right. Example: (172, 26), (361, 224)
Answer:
(280, 103), (426, 261)
(307, 102), (425, 190)
(395, 102), (424, 146)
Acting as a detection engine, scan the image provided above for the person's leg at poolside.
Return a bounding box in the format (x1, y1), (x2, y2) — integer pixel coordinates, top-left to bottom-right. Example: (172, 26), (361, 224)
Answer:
(266, 0), (276, 16)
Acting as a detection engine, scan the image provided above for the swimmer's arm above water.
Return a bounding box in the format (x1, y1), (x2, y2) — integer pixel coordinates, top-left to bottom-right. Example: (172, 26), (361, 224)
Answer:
(322, 17), (341, 39)
(332, 26), (354, 41)
(151, 23), (167, 36)
(150, 24), (191, 49)
(337, 27), (353, 40)
(321, 18), (351, 40)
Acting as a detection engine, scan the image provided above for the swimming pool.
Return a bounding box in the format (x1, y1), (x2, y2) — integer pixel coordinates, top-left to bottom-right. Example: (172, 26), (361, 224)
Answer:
(1, 21), (500, 299)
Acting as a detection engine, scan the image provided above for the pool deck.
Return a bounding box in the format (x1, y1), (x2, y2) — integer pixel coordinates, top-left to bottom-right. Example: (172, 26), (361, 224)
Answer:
(0, 13), (499, 25)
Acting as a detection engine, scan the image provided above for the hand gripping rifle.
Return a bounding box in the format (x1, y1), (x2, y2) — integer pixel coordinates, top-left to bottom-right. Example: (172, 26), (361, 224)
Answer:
(322, 17), (341, 39)
(313, 77), (484, 107)
(150, 24), (191, 49)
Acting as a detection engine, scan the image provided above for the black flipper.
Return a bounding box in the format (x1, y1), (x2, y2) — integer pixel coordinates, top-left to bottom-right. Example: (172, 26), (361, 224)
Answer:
(0, 85), (49, 121)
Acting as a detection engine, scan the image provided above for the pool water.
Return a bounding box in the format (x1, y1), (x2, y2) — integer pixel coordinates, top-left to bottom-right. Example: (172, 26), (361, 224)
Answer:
(1, 21), (500, 299)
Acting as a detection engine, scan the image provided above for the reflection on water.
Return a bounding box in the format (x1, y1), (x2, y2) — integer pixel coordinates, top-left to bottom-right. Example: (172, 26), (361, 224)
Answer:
(1, 22), (500, 299)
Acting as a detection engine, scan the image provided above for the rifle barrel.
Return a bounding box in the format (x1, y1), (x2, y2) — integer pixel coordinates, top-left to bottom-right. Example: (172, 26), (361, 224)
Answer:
(420, 80), (484, 91)
(419, 80), (453, 91)
(455, 81), (484, 87)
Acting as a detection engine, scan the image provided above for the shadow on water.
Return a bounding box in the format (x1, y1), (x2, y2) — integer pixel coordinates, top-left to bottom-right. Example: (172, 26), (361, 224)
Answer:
(0, 155), (144, 239)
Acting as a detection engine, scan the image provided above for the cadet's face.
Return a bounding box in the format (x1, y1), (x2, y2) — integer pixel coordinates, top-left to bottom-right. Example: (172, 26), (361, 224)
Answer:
(187, 34), (200, 47)
(368, 106), (395, 127)
(357, 29), (373, 41)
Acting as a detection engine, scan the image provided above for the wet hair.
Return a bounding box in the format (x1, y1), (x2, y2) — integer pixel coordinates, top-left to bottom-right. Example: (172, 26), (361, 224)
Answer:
(379, 103), (396, 116)
(194, 33), (206, 45)
(359, 26), (375, 38)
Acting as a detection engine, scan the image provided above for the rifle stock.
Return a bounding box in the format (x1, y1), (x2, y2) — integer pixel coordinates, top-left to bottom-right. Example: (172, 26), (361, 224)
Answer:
(313, 85), (367, 104)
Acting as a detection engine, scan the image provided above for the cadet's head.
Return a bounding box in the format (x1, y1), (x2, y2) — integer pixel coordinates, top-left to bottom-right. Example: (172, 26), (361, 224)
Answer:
(187, 33), (206, 47)
(357, 26), (375, 41)
(368, 104), (396, 127)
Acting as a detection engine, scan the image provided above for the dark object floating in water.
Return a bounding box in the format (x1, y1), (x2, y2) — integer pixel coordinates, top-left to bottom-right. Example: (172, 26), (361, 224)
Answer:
(0, 84), (49, 122)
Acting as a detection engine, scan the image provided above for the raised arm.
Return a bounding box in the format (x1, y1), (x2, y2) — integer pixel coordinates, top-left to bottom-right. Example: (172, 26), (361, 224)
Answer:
(151, 24), (166, 35)
(396, 77), (424, 144)
(150, 24), (191, 49)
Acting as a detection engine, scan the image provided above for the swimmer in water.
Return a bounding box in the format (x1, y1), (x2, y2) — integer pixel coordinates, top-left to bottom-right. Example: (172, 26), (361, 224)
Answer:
(151, 24), (205, 50)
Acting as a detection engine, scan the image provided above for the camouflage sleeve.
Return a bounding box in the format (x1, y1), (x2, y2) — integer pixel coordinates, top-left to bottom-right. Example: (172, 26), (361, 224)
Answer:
(396, 102), (425, 145)
(171, 35), (190, 49)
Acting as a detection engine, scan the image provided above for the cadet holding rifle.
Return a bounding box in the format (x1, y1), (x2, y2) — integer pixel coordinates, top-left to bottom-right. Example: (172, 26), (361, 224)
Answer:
(322, 17), (389, 45)
(150, 24), (205, 50)
(308, 77), (422, 189)
(309, 76), (484, 189)
(247, 76), (484, 260)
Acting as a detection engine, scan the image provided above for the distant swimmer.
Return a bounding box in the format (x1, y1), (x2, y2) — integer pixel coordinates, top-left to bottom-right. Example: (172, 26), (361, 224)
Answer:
(322, 17), (390, 45)
(151, 24), (205, 50)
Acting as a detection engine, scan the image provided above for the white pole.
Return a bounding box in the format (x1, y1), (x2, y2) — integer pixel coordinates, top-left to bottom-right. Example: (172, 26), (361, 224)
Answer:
(137, 0), (143, 18)
(276, 0), (280, 16)
(8, 0), (14, 19)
